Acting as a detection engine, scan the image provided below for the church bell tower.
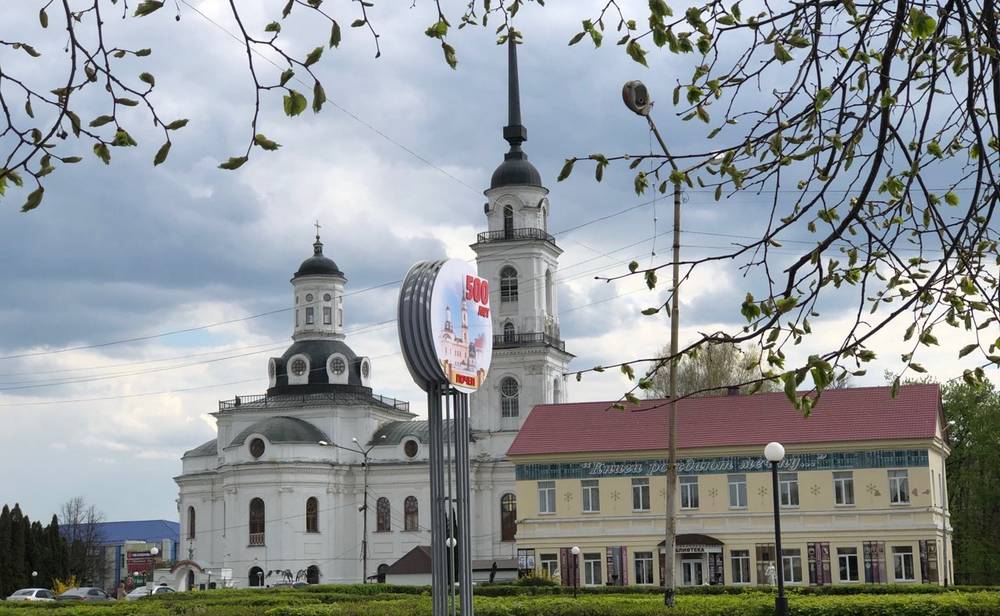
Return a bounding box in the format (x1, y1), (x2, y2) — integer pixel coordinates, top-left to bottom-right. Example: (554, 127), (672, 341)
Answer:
(470, 37), (573, 433)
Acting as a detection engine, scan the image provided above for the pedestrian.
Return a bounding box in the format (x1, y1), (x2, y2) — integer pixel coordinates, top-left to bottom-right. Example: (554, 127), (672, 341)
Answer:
(117, 582), (126, 600)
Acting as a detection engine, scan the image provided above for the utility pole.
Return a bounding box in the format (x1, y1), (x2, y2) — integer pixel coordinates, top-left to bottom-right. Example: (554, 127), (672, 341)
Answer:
(623, 80), (681, 607)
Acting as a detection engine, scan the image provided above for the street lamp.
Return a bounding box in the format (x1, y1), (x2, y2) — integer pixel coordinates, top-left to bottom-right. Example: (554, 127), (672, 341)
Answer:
(319, 435), (386, 583)
(150, 546), (159, 557)
(570, 546), (581, 598)
(764, 441), (788, 616)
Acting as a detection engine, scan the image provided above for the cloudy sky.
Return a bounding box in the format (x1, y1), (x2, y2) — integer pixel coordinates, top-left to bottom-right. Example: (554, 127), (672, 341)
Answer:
(0, 1), (981, 523)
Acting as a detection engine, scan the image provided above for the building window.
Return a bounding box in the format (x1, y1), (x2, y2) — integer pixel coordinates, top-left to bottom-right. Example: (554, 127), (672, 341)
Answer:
(290, 358), (308, 377)
(305, 307), (315, 325)
(540, 554), (558, 579)
(500, 377), (519, 418)
(553, 378), (561, 403)
(249, 566), (264, 587)
(779, 473), (799, 507)
(249, 498), (265, 546)
(782, 549), (803, 583)
(323, 306), (332, 325)
(403, 440), (419, 459)
(538, 481), (556, 514)
(889, 470), (910, 504)
(728, 474), (747, 508)
(581, 479), (600, 513)
(404, 496), (418, 531)
(583, 553), (603, 586)
(186, 506), (196, 540)
(249, 438), (265, 459)
(503, 321), (516, 342)
(834, 471), (855, 506)
(893, 546), (915, 581)
(500, 266), (518, 302)
(632, 478), (650, 511)
(305, 497), (319, 533)
(376, 497), (391, 532)
(731, 550), (751, 584)
(838, 547), (859, 582)
(503, 205), (514, 238)
(633, 552), (654, 585)
(323, 293), (332, 302)
(500, 493), (517, 541)
(545, 269), (553, 315)
(680, 476), (699, 509)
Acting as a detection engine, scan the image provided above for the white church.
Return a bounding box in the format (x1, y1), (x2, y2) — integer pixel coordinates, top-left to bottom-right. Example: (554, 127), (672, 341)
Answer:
(171, 40), (573, 589)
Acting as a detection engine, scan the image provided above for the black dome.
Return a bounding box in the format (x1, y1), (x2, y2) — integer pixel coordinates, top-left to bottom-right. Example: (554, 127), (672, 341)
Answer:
(490, 153), (542, 189)
(294, 237), (345, 279)
(268, 339), (369, 394)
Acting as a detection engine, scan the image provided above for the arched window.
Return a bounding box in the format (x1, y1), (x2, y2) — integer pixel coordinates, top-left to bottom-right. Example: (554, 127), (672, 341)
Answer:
(186, 506), (196, 540)
(248, 566), (264, 587)
(500, 377), (519, 418)
(503, 205), (514, 238)
(545, 269), (554, 315)
(377, 563), (389, 584)
(249, 498), (265, 545)
(186, 570), (195, 591)
(305, 497), (319, 533)
(376, 497), (391, 532)
(306, 565), (320, 585)
(553, 377), (562, 404)
(503, 321), (516, 342)
(500, 267), (518, 303)
(500, 493), (517, 541)
(404, 496), (419, 531)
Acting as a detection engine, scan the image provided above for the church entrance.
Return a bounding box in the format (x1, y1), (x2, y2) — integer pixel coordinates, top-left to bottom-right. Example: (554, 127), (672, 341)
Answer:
(306, 566), (320, 585)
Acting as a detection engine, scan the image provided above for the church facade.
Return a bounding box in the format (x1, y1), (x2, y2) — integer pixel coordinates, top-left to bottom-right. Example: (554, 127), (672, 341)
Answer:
(173, 39), (572, 589)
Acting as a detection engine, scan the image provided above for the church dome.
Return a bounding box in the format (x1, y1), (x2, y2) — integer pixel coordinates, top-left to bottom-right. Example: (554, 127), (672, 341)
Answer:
(490, 154), (542, 189)
(267, 339), (371, 394)
(294, 236), (345, 279)
(230, 416), (329, 447)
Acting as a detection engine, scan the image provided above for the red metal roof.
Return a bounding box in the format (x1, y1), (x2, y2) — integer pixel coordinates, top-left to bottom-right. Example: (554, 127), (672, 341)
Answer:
(507, 384), (941, 457)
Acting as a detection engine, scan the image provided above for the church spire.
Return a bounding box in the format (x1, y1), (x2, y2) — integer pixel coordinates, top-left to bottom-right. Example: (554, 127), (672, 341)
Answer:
(502, 35), (527, 157)
(313, 220), (324, 256)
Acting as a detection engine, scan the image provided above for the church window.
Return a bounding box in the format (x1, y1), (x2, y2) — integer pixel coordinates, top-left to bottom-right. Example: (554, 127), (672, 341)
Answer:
(305, 497), (319, 533)
(295, 310), (299, 327)
(249, 438), (265, 459)
(330, 356), (346, 376)
(503, 321), (516, 342)
(404, 439), (419, 459)
(376, 498), (391, 532)
(503, 205), (514, 238)
(553, 378), (561, 403)
(323, 293), (332, 302)
(249, 498), (265, 545)
(500, 493), (517, 542)
(500, 267), (518, 303)
(500, 377), (519, 418)
(404, 496), (419, 531)
(249, 567), (264, 587)
(545, 269), (554, 315)
(291, 358), (308, 377)
(186, 506), (196, 540)
(362, 360), (370, 379)
(306, 307), (315, 325)
(306, 293), (314, 302)
(323, 307), (332, 325)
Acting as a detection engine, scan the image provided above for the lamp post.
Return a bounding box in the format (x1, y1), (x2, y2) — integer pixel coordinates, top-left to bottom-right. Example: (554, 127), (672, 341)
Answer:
(570, 546), (581, 598)
(764, 442), (788, 616)
(319, 435), (385, 583)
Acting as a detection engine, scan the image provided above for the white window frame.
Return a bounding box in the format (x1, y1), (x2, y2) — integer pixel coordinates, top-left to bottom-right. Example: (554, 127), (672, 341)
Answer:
(583, 553), (603, 586)
(893, 546), (915, 581)
(323, 306), (332, 325)
(538, 481), (556, 515)
(779, 472), (800, 507)
(632, 478), (650, 511)
(781, 549), (803, 583)
(889, 469), (910, 504)
(730, 550), (751, 584)
(837, 547), (859, 582)
(500, 377), (519, 418)
(540, 554), (558, 578)
(833, 471), (855, 506)
(634, 552), (654, 585)
(305, 306), (315, 325)
(728, 474), (747, 508)
(680, 476), (699, 509)
(581, 479), (600, 513)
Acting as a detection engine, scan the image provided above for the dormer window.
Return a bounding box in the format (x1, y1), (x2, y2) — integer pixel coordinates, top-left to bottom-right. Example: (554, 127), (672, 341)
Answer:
(291, 359), (307, 377)
(306, 307), (315, 325)
(323, 307), (332, 325)
(330, 357), (346, 375)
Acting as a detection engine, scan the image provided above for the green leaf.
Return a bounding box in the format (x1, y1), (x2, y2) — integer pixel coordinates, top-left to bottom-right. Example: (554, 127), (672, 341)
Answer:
(282, 0), (293, 18)
(814, 87), (832, 110)
(253, 134), (281, 151)
(218, 156), (248, 170)
(312, 81), (326, 113)
(557, 158), (575, 182)
(133, 0), (164, 17)
(115, 98), (140, 107)
(644, 270), (658, 289)
(773, 41), (792, 63)
(93, 142), (111, 165)
(139, 72), (155, 88)
(351, 19), (366, 28)
(280, 69), (295, 86)
(283, 90), (308, 117)
(66, 110), (81, 137)
(135, 48), (152, 57)
(442, 42), (457, 69)
(21, 187), (43, 213)
(112, 128), (137, 147)
(153, 141), (171, 166)
(165, 119), (189, 130)
(927, 141), (943, 157)
(908, 8), (936, 40)
(641, 307), (660, 316)
(958, 344), (978, 358)
(629, 261), (639, 273)
(908, 362), (927, 374)
(61, 156), (82, 164)
(265, 21), (281, 33)
(329, 21), (342, 47)
(782, 372), (797, 404)
(39, 8), (48, 28)
(21, 44), (41, 58)
(649, 0), (671, 17)
(568, 31), (586, 46)
(89, 115), (115, 128)
(626, 40), (649, 66)
(303, 46), (323, 67)
(944, 191), (959, 206)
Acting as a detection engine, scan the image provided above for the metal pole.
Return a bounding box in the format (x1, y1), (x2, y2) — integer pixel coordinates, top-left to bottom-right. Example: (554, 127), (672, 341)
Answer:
(573, 553), (579, 599)
(361, 450), (369, 584)
(456, 393), (474, 616)
(428, 385), (447, 616)
(771, 461), (788, 616)
(445, 392), (456, 616)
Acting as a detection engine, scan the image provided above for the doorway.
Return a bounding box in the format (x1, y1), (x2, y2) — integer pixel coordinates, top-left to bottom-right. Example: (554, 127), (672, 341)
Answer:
(681, 556), (704, 586)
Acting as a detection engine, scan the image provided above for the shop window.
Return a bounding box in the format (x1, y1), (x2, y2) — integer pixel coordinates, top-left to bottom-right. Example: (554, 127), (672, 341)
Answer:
(731, 550), (751, 584)
(838, 547), (859, 582)
(782, 549), (803, 583)
(634, 552), (654, 585)
(583, 553), (603, 586)
(893, 546), (915, 581)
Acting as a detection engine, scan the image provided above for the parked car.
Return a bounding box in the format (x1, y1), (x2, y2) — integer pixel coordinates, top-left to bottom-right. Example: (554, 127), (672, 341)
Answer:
(56, 587), (109, 602)
(6, 588), (55, 602)
(126, 585), (176, 600)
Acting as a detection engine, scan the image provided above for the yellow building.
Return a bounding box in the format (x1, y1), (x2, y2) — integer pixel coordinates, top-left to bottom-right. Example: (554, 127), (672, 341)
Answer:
(506, 384), (952, 587)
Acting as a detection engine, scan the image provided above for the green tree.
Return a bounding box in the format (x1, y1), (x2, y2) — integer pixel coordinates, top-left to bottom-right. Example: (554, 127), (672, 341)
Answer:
(0, 505), (11, 596)
(648, 342), (778, 398)
(944, 381), (1000, 584)
(9, 505), (28, 593)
